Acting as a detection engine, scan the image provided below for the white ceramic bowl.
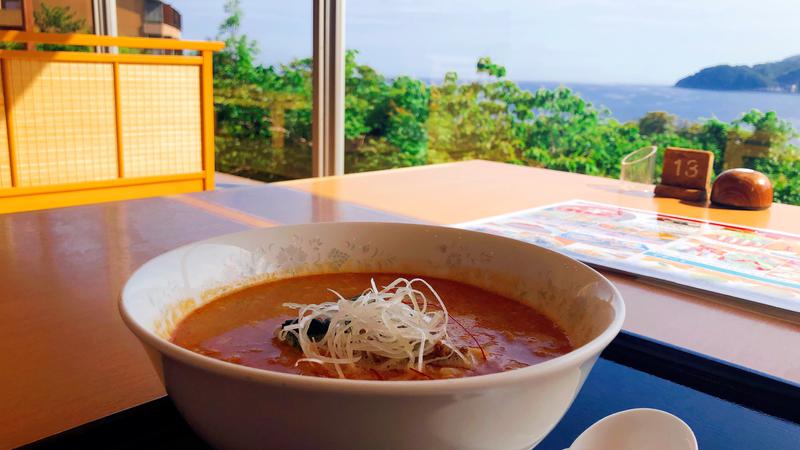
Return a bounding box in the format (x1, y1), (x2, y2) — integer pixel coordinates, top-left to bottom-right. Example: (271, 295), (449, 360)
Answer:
(120, 222), (624, 450)
(568, 408), (697, 450)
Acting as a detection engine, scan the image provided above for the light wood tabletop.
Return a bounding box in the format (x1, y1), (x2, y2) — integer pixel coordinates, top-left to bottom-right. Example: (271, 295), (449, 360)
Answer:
(3, 160), (799, 448)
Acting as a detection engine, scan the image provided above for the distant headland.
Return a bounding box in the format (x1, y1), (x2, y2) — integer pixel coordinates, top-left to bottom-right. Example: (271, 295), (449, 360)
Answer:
(675, 55), (800, 93)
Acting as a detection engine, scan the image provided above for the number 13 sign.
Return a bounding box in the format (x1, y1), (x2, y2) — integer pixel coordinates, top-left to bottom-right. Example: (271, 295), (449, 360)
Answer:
(654, 147), (714, 202)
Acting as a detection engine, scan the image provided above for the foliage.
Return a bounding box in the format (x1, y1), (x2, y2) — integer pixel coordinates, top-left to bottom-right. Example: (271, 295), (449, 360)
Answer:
(639, 112), (677, 136)
(212, 3), (800, 205)
(750, 156), (800, 205)
(213, 0), (312, 180)
(34, 2), (90, 52)
(344, 51), (430, 166)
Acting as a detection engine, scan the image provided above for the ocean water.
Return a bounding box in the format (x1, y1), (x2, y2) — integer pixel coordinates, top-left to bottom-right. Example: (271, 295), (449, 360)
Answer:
(518, 81), (800, 130)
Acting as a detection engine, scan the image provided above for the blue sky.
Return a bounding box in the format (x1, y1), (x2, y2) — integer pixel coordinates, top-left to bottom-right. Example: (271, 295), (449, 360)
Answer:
(170, 0), (800, 85)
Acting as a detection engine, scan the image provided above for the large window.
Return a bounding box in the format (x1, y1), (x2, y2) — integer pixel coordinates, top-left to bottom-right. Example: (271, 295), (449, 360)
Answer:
(337, 1), (800, 204)
(168, 1), (799, 204)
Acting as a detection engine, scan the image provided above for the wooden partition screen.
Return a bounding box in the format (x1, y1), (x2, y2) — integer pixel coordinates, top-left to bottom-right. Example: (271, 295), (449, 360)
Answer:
(0, 32), (223, 213)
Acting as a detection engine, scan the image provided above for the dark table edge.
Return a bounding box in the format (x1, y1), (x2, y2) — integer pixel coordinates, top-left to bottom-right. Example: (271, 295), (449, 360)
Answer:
(602, 331), (800, 423)
(18, 331), (800, 449)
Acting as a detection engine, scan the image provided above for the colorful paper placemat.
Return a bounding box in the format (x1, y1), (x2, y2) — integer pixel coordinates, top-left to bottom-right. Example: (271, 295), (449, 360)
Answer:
(457, 200), (800, 313)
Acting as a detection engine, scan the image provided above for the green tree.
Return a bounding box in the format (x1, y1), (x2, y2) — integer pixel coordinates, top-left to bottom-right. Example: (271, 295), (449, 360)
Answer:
(34, 2), (90, 51)
(639, 112), (677, 136)
(750, 157), (800, 205)
(213, 0), (312, 180)
(728, 110), (800, 204)
(214, 0), (260, 83)
(427, 70), (521, 165)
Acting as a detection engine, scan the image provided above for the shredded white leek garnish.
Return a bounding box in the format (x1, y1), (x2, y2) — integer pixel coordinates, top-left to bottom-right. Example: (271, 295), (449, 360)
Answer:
(277, 277), (467, 378)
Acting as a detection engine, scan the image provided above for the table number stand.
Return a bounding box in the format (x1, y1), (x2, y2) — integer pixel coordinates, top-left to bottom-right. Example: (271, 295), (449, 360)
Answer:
(655, 147), (715, 202)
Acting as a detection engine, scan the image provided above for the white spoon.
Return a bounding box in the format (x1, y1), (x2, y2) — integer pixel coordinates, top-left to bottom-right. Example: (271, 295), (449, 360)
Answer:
(567, 408), (698, 450)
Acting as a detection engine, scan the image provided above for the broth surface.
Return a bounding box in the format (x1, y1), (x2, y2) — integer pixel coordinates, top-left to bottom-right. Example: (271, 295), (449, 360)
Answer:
(172, 273), (572, 380)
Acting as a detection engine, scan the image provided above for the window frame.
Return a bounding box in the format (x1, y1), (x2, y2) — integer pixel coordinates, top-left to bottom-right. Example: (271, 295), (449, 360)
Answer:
(312, 0), (345, 177)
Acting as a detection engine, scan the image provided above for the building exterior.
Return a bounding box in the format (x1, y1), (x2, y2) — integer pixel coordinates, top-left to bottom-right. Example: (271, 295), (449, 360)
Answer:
(0, 1), (24, 29)
(0, 0), (181, 39)
(118, 0), (181, 39)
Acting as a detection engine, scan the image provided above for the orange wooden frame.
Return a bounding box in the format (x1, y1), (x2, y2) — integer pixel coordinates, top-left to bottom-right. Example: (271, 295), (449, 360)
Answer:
(0, 31), (224, 51)
(0, 32), (224, 213)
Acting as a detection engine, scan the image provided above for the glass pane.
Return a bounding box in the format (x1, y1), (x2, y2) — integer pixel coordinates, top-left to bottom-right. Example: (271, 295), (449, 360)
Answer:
(32, 0), (94, 33)
(0, 0), (24, 30)
(344, 1), (800, 205)
(171, 0), (313, 182)
(29, 0), (95, 51)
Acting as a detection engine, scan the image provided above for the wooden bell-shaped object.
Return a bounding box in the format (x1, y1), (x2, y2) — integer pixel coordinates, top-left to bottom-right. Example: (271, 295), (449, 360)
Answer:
(711, 168), (773, 210)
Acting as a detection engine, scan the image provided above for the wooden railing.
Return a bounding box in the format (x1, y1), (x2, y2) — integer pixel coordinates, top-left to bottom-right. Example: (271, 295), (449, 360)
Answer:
(0, 32), (223, 213)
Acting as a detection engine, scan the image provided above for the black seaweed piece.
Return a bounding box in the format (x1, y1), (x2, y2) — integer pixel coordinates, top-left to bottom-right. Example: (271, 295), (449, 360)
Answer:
(278, 295), (359, 348)
(280, 317), (331, 348)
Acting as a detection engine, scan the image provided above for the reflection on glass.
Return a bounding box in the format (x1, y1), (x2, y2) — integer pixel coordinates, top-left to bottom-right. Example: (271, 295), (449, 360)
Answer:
(0, 0), (23, 30)
(620, 146), (656, 190)
(30, 0), (94, 51)
(32, 0), (94, 33)
(121, 1), (316, 181)
(209, 1), (313, 181)
(117, 0), (183, 54)
(0, 1), (96, 50)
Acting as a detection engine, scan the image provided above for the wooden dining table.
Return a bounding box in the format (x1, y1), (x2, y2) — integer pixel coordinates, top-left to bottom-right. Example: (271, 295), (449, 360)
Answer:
(3, 160), (799, 448)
